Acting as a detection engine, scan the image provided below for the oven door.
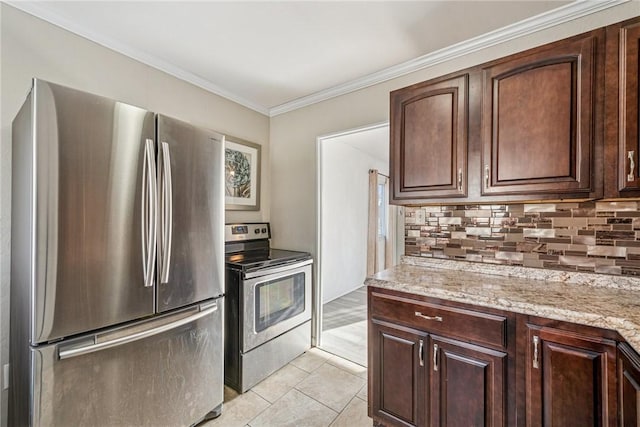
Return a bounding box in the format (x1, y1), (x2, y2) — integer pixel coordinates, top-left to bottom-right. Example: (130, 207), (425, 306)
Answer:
(242, 259), (312, 352)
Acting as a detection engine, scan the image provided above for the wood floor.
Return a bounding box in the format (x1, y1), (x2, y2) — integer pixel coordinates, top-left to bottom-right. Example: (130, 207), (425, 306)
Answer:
(321, 287), (367, 367)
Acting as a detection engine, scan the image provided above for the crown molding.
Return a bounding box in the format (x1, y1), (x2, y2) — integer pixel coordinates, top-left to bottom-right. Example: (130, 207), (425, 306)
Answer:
(4, 0), (271, 116)
(5, 0), (630, 118)
(268, 0), (630, 117)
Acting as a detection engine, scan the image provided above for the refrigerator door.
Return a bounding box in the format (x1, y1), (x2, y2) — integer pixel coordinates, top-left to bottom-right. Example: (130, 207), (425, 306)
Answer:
(30, 80), (156, 345)
(31, 299), (224, 427)
(156, 115), (225, 312)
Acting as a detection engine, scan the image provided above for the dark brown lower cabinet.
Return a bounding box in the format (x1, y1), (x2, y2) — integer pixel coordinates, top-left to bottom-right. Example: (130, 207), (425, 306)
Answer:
(430, 336), (506, 427)
(369, 287), (640, 427)
(369, 288), (509, 427)
(525, 324), (617, 427)
(370, 319), (427, 427)
(618, 343), (640, 427)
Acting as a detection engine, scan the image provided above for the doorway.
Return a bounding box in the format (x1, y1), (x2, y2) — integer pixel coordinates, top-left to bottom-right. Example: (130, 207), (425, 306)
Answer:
(315, 123), (403, 366)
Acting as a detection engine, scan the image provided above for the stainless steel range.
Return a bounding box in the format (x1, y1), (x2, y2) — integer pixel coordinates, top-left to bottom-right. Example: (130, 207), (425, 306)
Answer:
(224, 223), (312, 393)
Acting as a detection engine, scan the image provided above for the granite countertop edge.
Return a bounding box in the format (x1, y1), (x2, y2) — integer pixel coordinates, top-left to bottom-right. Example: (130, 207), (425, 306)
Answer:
(365, 257), (640, 355)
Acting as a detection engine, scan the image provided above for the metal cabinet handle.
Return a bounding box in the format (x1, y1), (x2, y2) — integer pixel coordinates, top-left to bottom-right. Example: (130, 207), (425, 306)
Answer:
(433, 343), (439, 371)
(141, 139), (157, 288)
(160, 142), (173, 284)
(458, 168), (463, 193)
(484, 164), (490, 188)
(628, 151), (635, 182)
(59, 303), (218, 360)
(533, 335), (540, 369)
(419, 339), (424, 367)
(415, 311), (443, 322)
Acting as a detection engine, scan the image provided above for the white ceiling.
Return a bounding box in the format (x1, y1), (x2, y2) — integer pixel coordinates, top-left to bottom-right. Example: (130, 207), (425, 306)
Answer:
(10, 1), (622, 116)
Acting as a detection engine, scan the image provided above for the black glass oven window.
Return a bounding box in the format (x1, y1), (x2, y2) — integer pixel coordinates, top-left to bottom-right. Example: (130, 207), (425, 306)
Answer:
(255, 272), (305, 332)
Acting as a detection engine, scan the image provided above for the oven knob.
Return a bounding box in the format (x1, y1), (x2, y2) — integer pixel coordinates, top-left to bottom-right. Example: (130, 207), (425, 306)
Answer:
(262, 228), (267, 233)
(254, 229), (260, 234)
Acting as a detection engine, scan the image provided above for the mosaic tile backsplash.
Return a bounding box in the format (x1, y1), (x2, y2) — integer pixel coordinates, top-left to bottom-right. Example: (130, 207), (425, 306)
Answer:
(405, 201), (640, 277)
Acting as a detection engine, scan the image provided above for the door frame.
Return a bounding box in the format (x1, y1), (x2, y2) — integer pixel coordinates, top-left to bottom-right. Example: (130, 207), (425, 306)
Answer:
(314, 121), (389, 347)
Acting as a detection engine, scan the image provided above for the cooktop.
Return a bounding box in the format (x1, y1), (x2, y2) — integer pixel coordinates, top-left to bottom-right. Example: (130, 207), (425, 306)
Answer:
(224, 223), (311, 272)
(226, 248), (312, 271)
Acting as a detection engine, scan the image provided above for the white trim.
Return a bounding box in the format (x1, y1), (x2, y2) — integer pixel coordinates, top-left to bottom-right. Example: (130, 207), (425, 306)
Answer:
(269, 0), (629, 117)
(5, 1), (271, 116)
(313, 133), (323, 347)
(315, 121), (390, 347)
(318, 121), (389, 142)
(6, 0), (629, 117)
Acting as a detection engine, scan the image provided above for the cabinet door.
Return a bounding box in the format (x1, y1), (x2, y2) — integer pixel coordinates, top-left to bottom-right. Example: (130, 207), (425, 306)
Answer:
(605, 18), (640, 195)
(370, 319), (427, 427)
(525, 325), (617, 427)
(430, 336), (507, 427)
(618, 343), (640, 427)
(481, 30), (603, 199)
(390, 74), (468, 203)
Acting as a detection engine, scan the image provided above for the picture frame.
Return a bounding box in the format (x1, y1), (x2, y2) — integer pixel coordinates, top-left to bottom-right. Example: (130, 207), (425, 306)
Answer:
(225, 136), (261, 211)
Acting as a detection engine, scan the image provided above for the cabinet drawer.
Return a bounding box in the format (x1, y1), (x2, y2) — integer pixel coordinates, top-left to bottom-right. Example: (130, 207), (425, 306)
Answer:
(370, 291), (507, 349)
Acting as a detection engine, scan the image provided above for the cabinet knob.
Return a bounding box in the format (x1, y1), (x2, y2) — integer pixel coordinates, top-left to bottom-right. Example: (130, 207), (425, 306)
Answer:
(628, 151), (635, 182)
(458, 168), (463, 193)
(419, 339), (424, 367)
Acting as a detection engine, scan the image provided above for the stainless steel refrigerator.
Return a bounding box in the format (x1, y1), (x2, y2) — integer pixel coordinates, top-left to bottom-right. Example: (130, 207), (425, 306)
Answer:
(9, 79), (225, 426)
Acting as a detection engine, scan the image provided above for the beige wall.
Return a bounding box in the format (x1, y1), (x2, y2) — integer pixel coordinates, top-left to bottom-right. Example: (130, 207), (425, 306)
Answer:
(0, 4), (269, 425)
(268, 2), (640, 257)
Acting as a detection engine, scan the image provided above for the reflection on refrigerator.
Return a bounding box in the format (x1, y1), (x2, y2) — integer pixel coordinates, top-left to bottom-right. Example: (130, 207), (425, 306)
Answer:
(10, 79), (225, 426)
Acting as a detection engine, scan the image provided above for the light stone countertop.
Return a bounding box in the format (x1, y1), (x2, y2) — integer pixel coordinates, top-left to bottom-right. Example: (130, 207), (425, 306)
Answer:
(365, 257), (640, 354)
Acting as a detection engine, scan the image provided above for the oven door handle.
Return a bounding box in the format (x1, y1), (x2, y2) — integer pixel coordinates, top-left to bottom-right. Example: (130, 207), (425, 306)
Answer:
(243, 258), (313, 279)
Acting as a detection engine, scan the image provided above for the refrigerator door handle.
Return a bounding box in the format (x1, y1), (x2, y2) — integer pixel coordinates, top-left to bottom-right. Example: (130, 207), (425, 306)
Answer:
(160, 141), (173, 284)
(58, 302), (218, 360)
(142, 139), (158, 288)
(141, 140), (148, 283)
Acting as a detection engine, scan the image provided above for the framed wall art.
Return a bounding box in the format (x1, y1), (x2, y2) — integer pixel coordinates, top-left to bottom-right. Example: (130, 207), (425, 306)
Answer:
(225, 136), (261, 211)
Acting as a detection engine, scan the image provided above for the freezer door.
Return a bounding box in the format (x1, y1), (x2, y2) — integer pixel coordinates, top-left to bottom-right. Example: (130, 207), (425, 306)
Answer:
(30, 80), (155, 344)
(30, 299), (224, 427)
(156, 115), (225, 312)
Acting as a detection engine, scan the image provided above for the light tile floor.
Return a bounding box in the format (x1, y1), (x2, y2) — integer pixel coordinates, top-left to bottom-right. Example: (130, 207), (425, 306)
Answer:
(203, 348), (372, 427)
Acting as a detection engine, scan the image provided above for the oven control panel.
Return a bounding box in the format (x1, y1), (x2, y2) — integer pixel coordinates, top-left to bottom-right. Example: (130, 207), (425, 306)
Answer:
(225, 223), (271, 242)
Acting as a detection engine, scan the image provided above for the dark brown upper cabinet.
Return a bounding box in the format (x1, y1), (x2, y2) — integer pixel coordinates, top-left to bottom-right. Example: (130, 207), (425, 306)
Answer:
(604, 17), (640, 197)
(390, 28), (609, 205)
(390, 74), (468, 203)
(481, 29), (604, 199)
